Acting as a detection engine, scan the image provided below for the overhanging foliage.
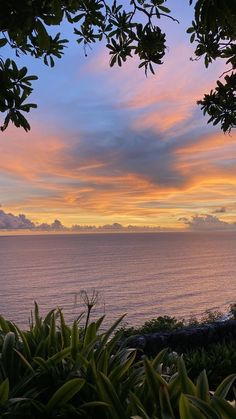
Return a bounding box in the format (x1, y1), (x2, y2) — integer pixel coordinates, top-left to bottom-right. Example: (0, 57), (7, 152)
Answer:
(0, 0), (235, 133)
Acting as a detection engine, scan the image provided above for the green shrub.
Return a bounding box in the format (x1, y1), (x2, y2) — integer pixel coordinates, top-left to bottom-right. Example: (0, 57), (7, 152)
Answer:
(118, 315), (185, 338)
(199, 309), (224, 325)
(185, 342), (236, 390)
(0, 304), (236, 418)
(117, 309), (229, 339)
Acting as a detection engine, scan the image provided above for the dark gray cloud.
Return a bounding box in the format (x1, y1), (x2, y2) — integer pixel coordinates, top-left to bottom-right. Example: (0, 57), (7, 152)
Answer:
(36, 219), (66, 231)
(67, 127), (192, 189)
(180, 214), (235, 231)
(213, 207), (226, 214)
(0, 210), (35, 230)
(0, 209), (66, 231)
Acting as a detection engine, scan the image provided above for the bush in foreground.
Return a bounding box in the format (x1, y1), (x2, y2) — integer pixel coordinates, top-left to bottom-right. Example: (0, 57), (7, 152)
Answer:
(185, 342), (236, 391)
(0, 304), (236, 418)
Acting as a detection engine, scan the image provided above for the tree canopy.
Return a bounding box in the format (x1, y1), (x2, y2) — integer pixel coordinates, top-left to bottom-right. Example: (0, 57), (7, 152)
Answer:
(0, 0), (235, 133)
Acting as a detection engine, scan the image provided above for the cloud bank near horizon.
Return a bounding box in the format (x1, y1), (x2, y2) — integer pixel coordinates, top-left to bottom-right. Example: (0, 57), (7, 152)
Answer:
(180, 214), (236, 231)
(0, 209), (35, 230)
(1, 208), (236, 233)
(0, 208), (162, 232)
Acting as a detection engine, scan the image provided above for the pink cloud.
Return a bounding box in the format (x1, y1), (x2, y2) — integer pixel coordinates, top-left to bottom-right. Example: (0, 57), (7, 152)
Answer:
(0, 125), (68, 181)
(82, 43), (225, 134)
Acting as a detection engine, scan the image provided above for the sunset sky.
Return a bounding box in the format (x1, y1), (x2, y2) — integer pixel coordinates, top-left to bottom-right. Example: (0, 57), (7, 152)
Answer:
(1, 1), (236, 231)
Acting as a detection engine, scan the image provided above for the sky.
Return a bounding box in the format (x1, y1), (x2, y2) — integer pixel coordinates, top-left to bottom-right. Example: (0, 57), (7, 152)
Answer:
(0, 0), (236, 231)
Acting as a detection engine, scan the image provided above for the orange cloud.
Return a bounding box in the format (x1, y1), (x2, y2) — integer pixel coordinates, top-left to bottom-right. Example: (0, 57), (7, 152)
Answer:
(0, 125), (67, 181)
(176, 131), (233, 155)
(2, 122), (236, 229)
(134, 106), (191, 133)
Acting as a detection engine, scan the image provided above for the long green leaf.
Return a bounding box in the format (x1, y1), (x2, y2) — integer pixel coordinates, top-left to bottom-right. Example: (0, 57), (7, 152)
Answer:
(46, 378), (85, 412)
(187, 395), (221, 419)
(97, 372), (127, 419)
(34, 301), (41, 328)
(196, 370), (210, 403)
(159, 385), (175, 419)
(144, 357), (167, 399)
(214, 374), (236, 399)
(14, 349), (34, 373)
(97, 348), (108, 375)
(129, 392), (150, 419)
(71, 319), (79, 360)
(100, 314), (126, 349)
(48, 312), (56, 354)
(80, 400), (109, 408)
(13, 323), (31, 360)
(152, 348), (169, 370)
(0, 378), (9, 404)
(0, 315), (10, 333)
(95, 315), (105, 331)
(5, 321), (16, 334)
(83, 322), (97, 348)
(46, 347), (71, 365)
(33, 356), (49, 370)
(35, 337), (47, 357)
(109, 350), (136, 382)
(179, 394), (203, 419)
(2, 332), (16, 380)
(121, 366), (144, 396)
(105, 330), (124, 357)
(59, 309), (70, 347)
(44, 309), (56, 325)
(212, 397), (236, 419)
(178, 356), (196, 396)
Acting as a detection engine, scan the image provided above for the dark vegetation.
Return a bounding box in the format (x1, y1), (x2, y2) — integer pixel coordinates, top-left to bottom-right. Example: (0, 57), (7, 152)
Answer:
(120, 303), (236, 392)
(1, 298), (236, 417)
(117, 307), (230, 337)
(0, 1), (235, 133)
(185, 342), (236, 391)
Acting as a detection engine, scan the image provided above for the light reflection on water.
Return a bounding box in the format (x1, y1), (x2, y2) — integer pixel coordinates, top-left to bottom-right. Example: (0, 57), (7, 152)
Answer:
(0, 231), (236, 327)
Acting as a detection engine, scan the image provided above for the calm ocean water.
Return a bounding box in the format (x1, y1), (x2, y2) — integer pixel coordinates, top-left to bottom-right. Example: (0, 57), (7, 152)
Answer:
(1, 232), (236, 328)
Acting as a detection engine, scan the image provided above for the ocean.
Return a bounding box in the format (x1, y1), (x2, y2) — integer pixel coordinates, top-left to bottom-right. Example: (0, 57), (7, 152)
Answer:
(1, 231), (236, 328)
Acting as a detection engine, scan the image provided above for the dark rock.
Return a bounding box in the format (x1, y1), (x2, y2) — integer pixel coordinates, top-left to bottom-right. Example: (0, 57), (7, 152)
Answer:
(125, 320), (236, 356)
